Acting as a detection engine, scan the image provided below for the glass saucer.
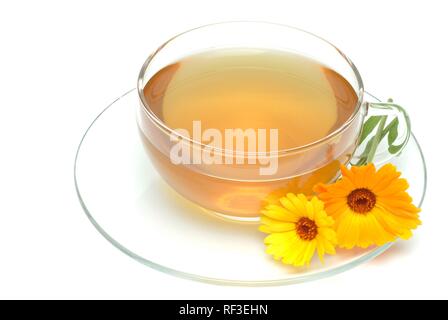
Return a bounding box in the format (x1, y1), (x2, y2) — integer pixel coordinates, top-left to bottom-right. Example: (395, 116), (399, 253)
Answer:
(74, 90), (427, 286)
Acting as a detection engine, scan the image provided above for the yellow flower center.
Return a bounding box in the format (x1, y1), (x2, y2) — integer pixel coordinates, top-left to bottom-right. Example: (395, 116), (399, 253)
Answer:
(296, 217), (318, 241)
(347, 188), (376, 214)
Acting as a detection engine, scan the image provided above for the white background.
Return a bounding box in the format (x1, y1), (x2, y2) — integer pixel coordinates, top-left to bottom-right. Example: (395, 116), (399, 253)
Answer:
(0, 0), (446, 299)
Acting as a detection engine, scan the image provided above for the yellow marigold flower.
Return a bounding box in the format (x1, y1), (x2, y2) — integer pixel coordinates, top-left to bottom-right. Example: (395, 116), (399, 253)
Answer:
(314, 163), (421, 249)
(260, 194), (337, 267)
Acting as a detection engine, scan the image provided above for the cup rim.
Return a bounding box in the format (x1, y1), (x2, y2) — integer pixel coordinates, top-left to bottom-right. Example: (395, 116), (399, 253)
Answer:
(137, 21), (365, 156)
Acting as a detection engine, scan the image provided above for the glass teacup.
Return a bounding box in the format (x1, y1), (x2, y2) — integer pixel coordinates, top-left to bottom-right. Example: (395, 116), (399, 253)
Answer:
(137, 22), (409, 220)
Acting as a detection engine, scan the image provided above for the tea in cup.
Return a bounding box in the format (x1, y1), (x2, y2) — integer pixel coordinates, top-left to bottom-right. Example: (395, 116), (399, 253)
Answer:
(137, 22), (400, 219)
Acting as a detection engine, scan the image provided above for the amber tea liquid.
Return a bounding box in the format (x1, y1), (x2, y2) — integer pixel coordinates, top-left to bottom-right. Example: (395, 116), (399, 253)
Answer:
(138, 49), (360, 217)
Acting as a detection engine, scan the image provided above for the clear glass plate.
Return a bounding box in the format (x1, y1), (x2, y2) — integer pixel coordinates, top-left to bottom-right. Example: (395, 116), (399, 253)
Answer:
(74, 90), (427, 286)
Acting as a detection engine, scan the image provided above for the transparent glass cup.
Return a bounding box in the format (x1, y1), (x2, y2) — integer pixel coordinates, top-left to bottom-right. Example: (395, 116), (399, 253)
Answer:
(137, 22), (409, 220)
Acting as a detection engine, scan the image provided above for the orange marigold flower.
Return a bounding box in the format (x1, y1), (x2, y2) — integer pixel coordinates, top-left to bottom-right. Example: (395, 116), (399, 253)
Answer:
(314, 163), (421, 249)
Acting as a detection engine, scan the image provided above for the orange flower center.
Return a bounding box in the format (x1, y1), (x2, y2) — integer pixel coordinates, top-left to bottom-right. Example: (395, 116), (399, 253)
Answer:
(296, 217), (318, 241)
(347, 188), (376, 214)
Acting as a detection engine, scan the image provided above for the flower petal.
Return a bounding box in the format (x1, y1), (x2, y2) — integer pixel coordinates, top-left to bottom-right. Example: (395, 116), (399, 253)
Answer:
(281, 239), (307, 265)
(264, 230), (297, 245)
(293, 240), (317, 267)
(285, 193), (307, 216)
(305, 202), (315, 219)
(316, 237), (326, 262)
(315, 210), (334, 227)
(310, 196), (325, 212)
(371, 164), (401, 192)
(336, 211), (360, 249)
(340, 164), (356, 183)
(351, 165), (370, 188)
(318, 226), (337, 243)
(262, 205), (298, 222)
(376, 178), (409, 197)
(279, 197), (300, 216)
(376, 199), (421, 219)
(259, 216), (296, 233)
(371, 207), (421, 239)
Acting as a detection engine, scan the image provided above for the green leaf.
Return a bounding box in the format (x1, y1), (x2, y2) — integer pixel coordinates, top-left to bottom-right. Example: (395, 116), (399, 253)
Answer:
(383, 117), (404, 154)
(359, 116), (383, 145)
(354, 137), (375, 166)
(388, 143), (404, 154)
(354, 99), (410, 163)
(387, 117), (399, 145)
(366, 116), (387, 163)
